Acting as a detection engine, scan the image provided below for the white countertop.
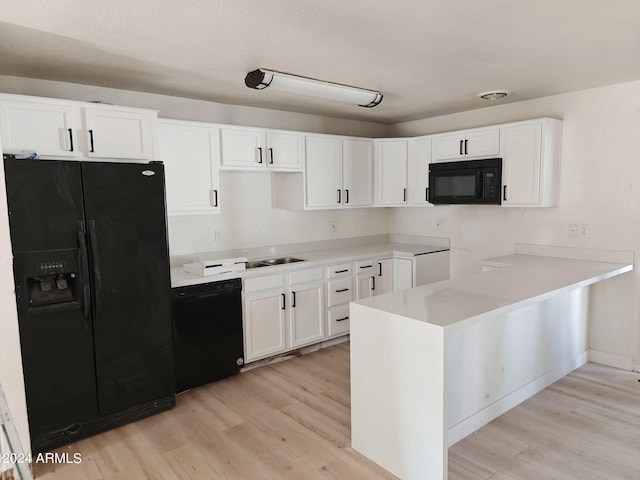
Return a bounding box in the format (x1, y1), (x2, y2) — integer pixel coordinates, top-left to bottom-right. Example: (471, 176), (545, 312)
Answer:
(354, 253), (633, 331)
(171, 242), (449, 288)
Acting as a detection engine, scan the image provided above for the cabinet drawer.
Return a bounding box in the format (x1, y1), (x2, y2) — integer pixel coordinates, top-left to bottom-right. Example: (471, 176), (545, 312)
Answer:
(327, 277), (354, 307)
(356, 259), (375, 274)
(244, 273), (285, 293)
(327, 262), (352, 278)
(327, 305), (350, 338)
(289, 267), (323, 285)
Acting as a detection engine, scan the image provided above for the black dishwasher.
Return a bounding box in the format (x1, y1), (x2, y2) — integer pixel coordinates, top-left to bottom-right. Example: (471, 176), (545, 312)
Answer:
(172, 278), (244, 392)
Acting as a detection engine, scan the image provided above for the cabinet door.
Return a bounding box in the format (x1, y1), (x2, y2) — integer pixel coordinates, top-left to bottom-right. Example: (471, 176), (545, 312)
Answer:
(373, 258), (393, 296)
(356, 274), (374, 300)
(289, 282), (324, 348)
(432, 132), (465, 161)
(83, 107), (155, 160)
(0, 98), (78, 158)
(465, 127), (500, 158)
(502, 122), (542, 206)
(219, 127), (265, 169)
(374, 140), (408, 205)
(305, 135), (343, 208)
(393, 258), (414, 291)
(327, 304), (351, 338)
(244, 289), (287, 362)
(265, 131), (304, 171)
(343, 138), (373, 206)
(408, 136), (432, 205)
(158, 120), (220, 215)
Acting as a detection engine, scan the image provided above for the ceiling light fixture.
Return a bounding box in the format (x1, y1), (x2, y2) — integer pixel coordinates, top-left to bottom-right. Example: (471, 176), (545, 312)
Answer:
(478, 90), (512, 101)
(244, 68), (383, 108)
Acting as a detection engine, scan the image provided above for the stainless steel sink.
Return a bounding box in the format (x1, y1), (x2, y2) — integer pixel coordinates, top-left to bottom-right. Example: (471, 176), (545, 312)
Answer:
(245, 257), (305, 269)
(261, 257), (305, 265)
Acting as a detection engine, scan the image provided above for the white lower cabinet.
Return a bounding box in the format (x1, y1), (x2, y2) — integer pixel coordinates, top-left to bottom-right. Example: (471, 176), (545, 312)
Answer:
(392, 258), (414, 291)
(289, 280), (324, 348)
(244, 288), (287, 361)
(243, 267), (323, 362)
(355, 259), (375, 299)
(326, 264), (354, 339)
(373, 258), (393, 296)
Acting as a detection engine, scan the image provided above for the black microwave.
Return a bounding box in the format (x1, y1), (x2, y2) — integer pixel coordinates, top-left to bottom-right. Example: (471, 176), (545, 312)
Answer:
(428, 158), (502, 205)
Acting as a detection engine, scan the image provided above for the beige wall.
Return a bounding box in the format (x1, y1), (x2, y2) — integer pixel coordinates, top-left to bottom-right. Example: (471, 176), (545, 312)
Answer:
(390, 80), (640, 371)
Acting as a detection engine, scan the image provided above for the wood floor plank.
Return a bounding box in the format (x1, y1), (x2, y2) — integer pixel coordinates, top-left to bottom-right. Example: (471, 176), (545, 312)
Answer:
(34, 347), (640, 480)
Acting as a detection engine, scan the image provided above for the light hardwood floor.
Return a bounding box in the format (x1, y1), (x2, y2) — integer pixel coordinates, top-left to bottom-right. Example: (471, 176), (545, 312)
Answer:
(34, 343), (640, 479)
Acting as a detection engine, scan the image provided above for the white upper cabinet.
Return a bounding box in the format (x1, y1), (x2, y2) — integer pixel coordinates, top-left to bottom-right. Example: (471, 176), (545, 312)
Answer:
(305, 135), (343, 208)
(265, 131), (305, 171)
(501, 118), (562, 207)
(432, 127), (500, 162)
(277, 135), (373, 210)
(374, 139), (408, 206)
(342, 138), (373, 206)
(0, 97), (78, 158)
(219, 126), (304, 171)
(83, 106), (155, 160)
(407, 136), (432, 206)
(0, 94), (157, 161)
(157, 119), (220, 215)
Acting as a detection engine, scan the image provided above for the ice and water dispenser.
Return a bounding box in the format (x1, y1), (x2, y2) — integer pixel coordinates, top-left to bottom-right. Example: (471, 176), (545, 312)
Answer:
(18, 250), (79, 309)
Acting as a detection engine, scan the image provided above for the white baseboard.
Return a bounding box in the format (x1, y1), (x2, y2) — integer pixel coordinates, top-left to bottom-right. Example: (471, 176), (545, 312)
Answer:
(588, 349), (634, 371)
(447, 351), (588, 446)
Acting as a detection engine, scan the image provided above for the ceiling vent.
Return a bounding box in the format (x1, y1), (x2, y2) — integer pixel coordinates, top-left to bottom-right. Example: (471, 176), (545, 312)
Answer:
(478, 90), (512, 101)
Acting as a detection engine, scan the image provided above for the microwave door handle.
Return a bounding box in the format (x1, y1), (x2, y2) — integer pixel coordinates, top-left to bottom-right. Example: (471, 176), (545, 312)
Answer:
(476, 172), (484, 199)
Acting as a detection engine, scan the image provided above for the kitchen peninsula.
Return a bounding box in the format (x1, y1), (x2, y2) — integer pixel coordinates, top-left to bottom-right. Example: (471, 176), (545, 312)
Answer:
(350, 245), (634, 480)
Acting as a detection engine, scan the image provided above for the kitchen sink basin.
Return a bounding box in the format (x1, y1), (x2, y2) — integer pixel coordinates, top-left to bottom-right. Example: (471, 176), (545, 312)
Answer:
(261, 257), (305, 265)
(245, 257), (305, 269)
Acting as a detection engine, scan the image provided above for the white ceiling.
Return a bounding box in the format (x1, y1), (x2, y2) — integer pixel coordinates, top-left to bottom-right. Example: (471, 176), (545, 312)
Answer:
(1, 0), (639, 124)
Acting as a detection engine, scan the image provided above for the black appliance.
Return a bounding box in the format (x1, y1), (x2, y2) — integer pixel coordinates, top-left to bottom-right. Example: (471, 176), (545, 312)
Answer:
(3, 155), (175, 453)
(429, 158), (502, 205)
(172, 278), (244, 392)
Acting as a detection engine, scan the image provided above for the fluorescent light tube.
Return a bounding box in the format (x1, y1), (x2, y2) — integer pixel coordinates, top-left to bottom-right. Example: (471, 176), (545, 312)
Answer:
(245, 69), (383, 108)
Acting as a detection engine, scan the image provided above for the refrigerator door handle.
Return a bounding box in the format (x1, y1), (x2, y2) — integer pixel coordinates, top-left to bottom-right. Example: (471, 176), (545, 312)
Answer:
(77, 221), (91, 329)
(88, 220), (102, 320)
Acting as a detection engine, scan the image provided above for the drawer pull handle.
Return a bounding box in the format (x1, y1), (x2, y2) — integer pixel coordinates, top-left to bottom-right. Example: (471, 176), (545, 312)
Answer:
(360, 264), (372, 269)
(335, 288), (349, 293)
(337, 316), (349, 322)
(335, 269), (349, 274)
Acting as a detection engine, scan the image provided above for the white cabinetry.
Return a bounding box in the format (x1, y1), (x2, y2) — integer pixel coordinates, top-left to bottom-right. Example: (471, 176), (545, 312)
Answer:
(277, 135), (373, 210)
(304, 135), (344, 208)
(501, 118), (562, 207)
(0, 94), (157, 160)
(243, 267), (323, 362)
(392, 258), (414, 291)
(432, 127), (500, 162)
(342, 138), (374, 206)
(243, 274), (287, 362)
(326, 263), (354, 338)
(0, 97), (78, 158)
(157, 119), (220, 215)
(82, 106), (155, 160)
(408, 136), (432, 206)
(373, 258), (393, 295)
(219, 126), (304, 171)
(288, 268), (324, 348)
(374, 139), (408, 206)
(355, 259), (375, 300)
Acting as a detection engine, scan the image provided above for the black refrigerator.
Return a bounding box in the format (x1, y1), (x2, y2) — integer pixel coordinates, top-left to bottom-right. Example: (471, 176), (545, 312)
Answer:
(3, 156), (175, 453)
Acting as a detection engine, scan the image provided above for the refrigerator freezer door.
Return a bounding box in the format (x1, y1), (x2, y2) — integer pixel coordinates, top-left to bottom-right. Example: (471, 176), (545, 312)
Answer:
(81, 161), (174, 414)
(3, 158), (98, 440)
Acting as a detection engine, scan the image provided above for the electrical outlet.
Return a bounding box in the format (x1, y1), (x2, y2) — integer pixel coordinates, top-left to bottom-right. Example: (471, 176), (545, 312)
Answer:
(568, 224), (578, 237)
(215, 230), (223, 243)
(579, 224), (590, 238)
(329, 221), (337, 233)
